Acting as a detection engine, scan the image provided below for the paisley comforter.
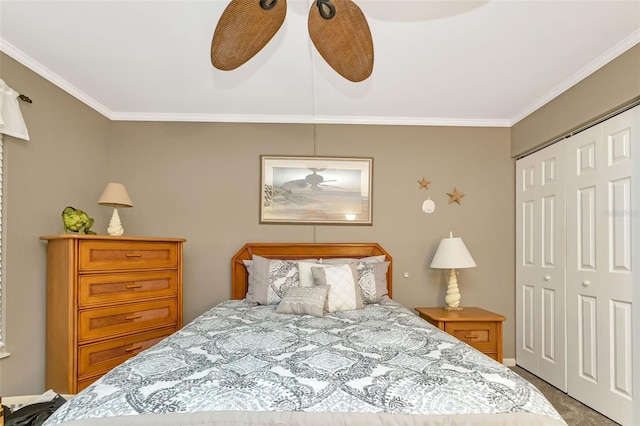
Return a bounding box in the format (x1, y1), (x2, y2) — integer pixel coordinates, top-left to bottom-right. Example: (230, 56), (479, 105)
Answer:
(44, 299), (566, 425)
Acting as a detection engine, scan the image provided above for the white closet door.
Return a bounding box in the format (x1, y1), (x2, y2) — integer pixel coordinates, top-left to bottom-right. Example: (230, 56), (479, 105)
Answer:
(516, 143), (566, 391)
(565, 108), (634, 425)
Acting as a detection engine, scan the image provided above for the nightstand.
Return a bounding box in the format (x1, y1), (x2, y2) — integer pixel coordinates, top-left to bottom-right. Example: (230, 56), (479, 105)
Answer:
(415, 307), (506, 363)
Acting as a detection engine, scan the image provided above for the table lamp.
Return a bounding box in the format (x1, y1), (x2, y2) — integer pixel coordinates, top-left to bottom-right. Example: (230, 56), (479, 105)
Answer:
(430, 231), (476, 310)
(98, 183), (133, 236)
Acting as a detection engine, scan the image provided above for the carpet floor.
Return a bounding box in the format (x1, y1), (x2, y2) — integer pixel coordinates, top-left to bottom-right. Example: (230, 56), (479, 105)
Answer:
(511, 366), (620, 425)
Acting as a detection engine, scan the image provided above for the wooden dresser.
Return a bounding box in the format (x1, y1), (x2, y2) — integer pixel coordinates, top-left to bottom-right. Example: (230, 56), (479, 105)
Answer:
(40, 234), (186, 393)
(415, 307), (506, 363)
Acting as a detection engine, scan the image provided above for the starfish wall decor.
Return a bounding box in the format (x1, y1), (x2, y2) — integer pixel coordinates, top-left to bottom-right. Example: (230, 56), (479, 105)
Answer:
(418, 177), (431, 190)
(447, 187), (465, 205)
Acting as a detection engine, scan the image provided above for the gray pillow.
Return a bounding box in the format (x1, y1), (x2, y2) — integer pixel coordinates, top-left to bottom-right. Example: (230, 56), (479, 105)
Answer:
(357, 261), (390, 303)
(245, 255), (317, 304)
(276, 285), (330, 317)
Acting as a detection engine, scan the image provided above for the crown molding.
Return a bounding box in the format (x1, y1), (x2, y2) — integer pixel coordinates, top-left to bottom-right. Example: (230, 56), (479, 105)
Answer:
(1, 38), (115, 119)
(110, 112), (511, 127)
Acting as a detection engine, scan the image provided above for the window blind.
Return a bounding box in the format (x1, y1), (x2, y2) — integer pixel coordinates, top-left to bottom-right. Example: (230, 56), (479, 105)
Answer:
(0, 139), (4, 349)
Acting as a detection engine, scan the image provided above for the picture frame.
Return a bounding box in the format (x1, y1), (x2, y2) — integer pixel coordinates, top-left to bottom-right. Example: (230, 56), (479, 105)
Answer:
(260, 155), (373, 225)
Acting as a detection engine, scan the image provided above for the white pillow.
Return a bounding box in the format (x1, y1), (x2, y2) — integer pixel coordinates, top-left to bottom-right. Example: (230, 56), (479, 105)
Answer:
(298, 261), (332, 287)
(311, 263), (364, 312)
(311, 257), (390, 304)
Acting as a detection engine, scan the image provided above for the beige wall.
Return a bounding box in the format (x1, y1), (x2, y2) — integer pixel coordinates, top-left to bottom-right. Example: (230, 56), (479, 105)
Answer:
(511, 44), (640, 157)
(0, 53), (111, 395)
(109, 122), (514, 324)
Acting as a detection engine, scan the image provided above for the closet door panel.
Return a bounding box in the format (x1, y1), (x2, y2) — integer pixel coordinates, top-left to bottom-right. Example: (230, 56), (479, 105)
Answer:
(566, 109), (634, 425)
(610, 178), (632, 271)
(536, 146), (566, 390)
(516, 157), (540, 371)
(522, 284), (535, 353)
(602, 112), (634, 419)
(515, 143), (566, 391)
(578, 294), (597, 381)
(577, 186), (596, 269)
(541, 288), (557, 361)
(611, 300), (632, 399)
(566, 125), (603, 411)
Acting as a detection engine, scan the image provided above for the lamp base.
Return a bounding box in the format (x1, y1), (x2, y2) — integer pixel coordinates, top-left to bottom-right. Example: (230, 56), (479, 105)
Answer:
(444, 306), (464, 311)
(444, 268), (463, 311)
(107, 208), (124, 236)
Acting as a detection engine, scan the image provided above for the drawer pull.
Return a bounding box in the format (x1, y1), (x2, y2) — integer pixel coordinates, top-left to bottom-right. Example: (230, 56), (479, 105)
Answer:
(125, 253), (143, 258)
(125, 284), (143, 289)
(125, 314), (142, 321)
(125, 345), (142, 352)
(464, 334), (477, 339)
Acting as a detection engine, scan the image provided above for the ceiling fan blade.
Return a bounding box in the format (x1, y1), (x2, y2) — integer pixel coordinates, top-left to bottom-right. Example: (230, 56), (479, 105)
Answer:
(211, 0), (287, 71)
(308, 0), (374, 82)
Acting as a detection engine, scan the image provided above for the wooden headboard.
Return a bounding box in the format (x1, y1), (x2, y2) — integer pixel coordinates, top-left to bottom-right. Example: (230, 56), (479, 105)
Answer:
(231, 243), (393, 300)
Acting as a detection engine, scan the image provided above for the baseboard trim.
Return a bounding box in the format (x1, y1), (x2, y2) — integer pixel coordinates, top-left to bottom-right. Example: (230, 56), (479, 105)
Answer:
(503, 358), (516, 367)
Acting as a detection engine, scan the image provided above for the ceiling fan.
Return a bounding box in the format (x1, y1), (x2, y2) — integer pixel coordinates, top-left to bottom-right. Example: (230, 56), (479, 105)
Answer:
(210, 0), (374, 82)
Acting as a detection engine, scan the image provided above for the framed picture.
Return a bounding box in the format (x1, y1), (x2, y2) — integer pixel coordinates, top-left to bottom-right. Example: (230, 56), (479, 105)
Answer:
(260, 155), (373, 225)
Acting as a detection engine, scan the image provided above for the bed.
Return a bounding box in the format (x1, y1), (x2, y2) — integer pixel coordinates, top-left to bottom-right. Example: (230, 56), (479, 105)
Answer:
(44, 243), (566, 426)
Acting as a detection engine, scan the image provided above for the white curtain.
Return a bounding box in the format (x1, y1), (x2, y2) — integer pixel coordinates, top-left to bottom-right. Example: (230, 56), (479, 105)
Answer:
(0, 78), (28, 356)
(0, 78), (30, 140)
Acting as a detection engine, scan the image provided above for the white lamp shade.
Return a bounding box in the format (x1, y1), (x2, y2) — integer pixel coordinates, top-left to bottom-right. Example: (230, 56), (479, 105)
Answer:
(98, 183), (133, 208)
(430, 233), (476, 269)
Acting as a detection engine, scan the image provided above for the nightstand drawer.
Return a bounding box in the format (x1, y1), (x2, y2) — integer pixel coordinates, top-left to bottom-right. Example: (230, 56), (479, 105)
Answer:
(415, 307), (505, 363)
(78, 299), (178, 342)
(445, 321), (498, 351)
(78, 271), (178, 307)
(79, 241), (179, 271)
(78, 327), (175, 378)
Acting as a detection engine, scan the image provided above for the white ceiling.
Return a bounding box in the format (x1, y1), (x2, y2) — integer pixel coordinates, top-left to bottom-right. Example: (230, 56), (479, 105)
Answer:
(1, 1), (639, 127)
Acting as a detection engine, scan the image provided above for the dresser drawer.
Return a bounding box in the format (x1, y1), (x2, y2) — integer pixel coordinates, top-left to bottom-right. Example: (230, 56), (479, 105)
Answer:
(79, 241), (179, 271)
(444, 321), (498, 351)
(78, 271), (178, 307)
(77, 376), (98, 392)
(78, 327), (176, 378)
(78, 299), (178, 342)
